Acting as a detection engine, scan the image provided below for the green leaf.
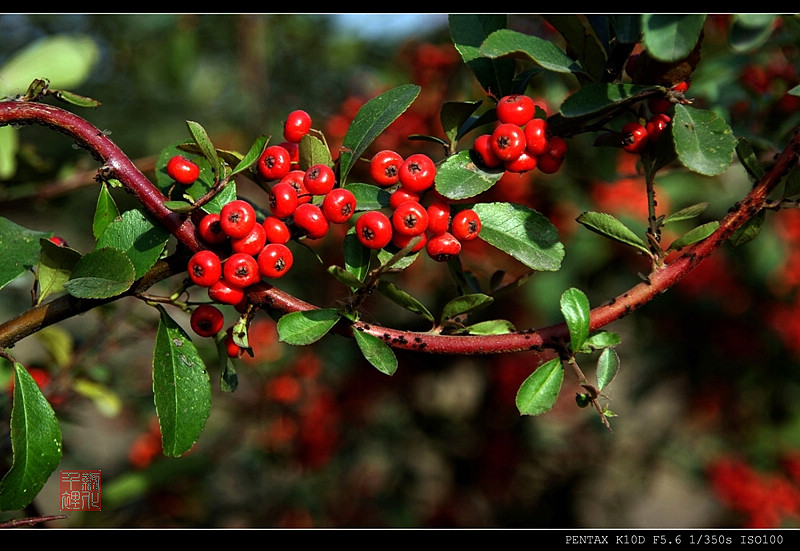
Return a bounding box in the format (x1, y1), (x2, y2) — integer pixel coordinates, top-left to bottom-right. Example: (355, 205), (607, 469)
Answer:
(662, 202), (709, 225)
(345, 182), (391, 212)
(441, 293), (493, 323)
(36, 238), (81, 305)
(96, 209), (169, 279)
(580, 330), (622, 353)
(728, 14), (776, 53)
(560, 82), (659, 119)
(343, 230), (372, 283)
(479, 28), (583, 75)
(0, 217), (51, 291)
(49, 88), (102, 108)
(667, 221), (719, 251)
(543, 15), (607, 82)
(93, 181), (120, 240)
(435, 150), (504, 200)
(277, 309), (341, 346)
(328, 265), (366, 290)
(63, 247), (136, 299)
(576, 211), (651, 255)
(735, 137), (765, 181)
(338, 84), (421, 184)
(0, 125), (19, 179)
(232, 134), (269, 176)
(463, 319), (516, 335)
(73, 379), (122, 417)
(596, 347), (620, 391)
(353, 329), (398, 376)
(186, 120), (223, 177)
(672, 104), (737, 176)
(641, 14), (706, 63)
(516, 357), (564, 416)
(440, 100), (484, 145)
(560, 288), (591, 354)
(728, 210), (766, 248)
(449, 14), (516, 98)
(152, 307), (211, 457)
(472, 202), (564, 272)
(298, 134), (333, 170)
(376, 280), (435, 322)
(0, 362), (63, 511)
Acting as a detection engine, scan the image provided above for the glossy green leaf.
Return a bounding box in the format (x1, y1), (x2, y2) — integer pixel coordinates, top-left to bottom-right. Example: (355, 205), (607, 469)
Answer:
(641, 14), (706, 63)
(728, 210), (766, 248)
(277, 308), (341, 346)
(298, 134), (333, 170)
(0, 217), (51, 291)
(662, 202), (709, 225)
(96, 209), (169, 279)
(36, 238), (81, 305)
(343, 230), (371, 283)
(328, 265), (366, 290)
(155, 143), (235, 214)
(667, 221), (719, 251)
(728, 14), (776, 53)
(0, 363), (63, 511)
(672, 104), (736, 176)
(441, 293), (493, 323)
(152, 307), (211, 457)
(596, 347), (620, 391)
(440, 100), (484, 145)
(376, 280), (435, 322)
(543, 15), (607, 82)
(345, 183), (391, 212)
(435, 149), (504, 200)
(353, 329), (398, 376)
(449, 14), (515, 98)
(580, 330), (622, 353)
(231, 134), (269, 176)
(735, 137), (765, 181)
(338, 84), (421, 183)
(560, 82), (658, 119)
(516, 357), (564, 416)
(93, 181), (120, 240)
(472, 202), (564, 272)
(480, 28), (583, 75)
(463, 319), (516, 335)
(186, 120), (222, 177)
(49, 88), (102, 108)
(560, 288), (591, 354)
(63, 247), (135, 299)
(576, 211), (650, 255)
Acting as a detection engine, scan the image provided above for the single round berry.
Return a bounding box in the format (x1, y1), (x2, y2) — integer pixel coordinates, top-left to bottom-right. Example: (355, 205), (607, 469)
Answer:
(426, 201), (451, 236)
(223, 252), (260, 288)
(257, 144), (292, 181)
(322, 187), (357, 224)
(279, 170), (311, 204)
(524, 118), (551, 156)
(392, 200), (428, 237)
(504, 150), (538, 173)
(231, 222), (267, 256)
(355, 210), (393, 250)
(48, 235), (68, 247)
(293, 203), (329, 239)
(303, 164), (336, 196)
(426, 231), (462, 262)
(190, 304), (225, 338)
(450, 209), (481, 241)
(647, 96), (672, 116)
(224, 328), (242, 358)
(166, 155), (200, 186)
(621, 121), (649, 154)
(646, 113), (671, 145)
(389, 187), (420, 210)
(398, 153), (437, 193)
(472, 133), (503, 169)
(370, 149), (404, 187)
(269, 182), (299, 219)
(257, 243), (294, 279)
(262, 215), (291, 244)
(283, 109), (312, 143)
(208, 278), (245, 306)
(536, 136), (568, 174)
(496, 94), (536, 126)
(278, 141), (300, 165)
(220, 199), (257, 238)
(188, 250), (222, 287)
(198, 212), (228, 245)
(491, 123), (527, 162)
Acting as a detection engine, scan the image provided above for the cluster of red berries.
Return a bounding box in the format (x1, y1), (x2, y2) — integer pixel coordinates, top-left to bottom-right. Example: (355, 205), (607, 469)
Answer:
(471, 94), (567, 175)
(620, 80), (689, 155)
(364, 149), (482, 261)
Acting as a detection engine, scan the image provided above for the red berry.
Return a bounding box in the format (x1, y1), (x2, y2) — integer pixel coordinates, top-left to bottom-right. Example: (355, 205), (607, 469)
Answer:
(220, 199), (257, 238)
(279, 170), (311, 204)
(257, 243), (294, 279)
(426, 231), (462, 262)
(369, 149), (404, 186)
(504, 150), (538, 174)
(537, 135), (568, 174)
(293, 203), (329, 239)
(303, 164), (336, 196)
(269, 182), (299, 219)
(672, 80), (690, 94)
(166, 155), (200, 186)
(392, 231), (427, 253)
(496, 94), (536, 126)
(48, 235), (68, 247)
(190, 304), (225, 338)
(356, 210), (393, 250)
(392, 200), (428, 237)
(277, 141), (300, 165)
(621, 121), (649, 154)
(283, 109), (312, 143)
(198, 212), (228, 245)
(262, 215), (291, 244)
(208, 279), (245, 305)
(223, 252), (260, 288)
(646, 113), (671, 145)
(426, 201), (451, 236)
(257, 144), (292, 181)
(231, 222), (267, 256)
(524, 118), (551, 156)
(648, 96), (672, 115)
(322, 187), (357, 223)
(450, 209), (481, 241)
(188, 250), (222, 287)
(389, 187), (420, 210)
(472, 133), (503, 169)
(491, 123), (527, 162)
(224, 328), (242, 358)
(398, 153), (436, 193)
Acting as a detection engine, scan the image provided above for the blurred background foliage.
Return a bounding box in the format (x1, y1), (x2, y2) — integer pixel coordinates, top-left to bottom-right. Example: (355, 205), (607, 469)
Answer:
(2, 14), (800, 528)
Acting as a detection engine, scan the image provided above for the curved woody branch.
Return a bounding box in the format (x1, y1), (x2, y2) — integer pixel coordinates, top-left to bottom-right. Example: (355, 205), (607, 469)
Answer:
(1, 100), (799, 358)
